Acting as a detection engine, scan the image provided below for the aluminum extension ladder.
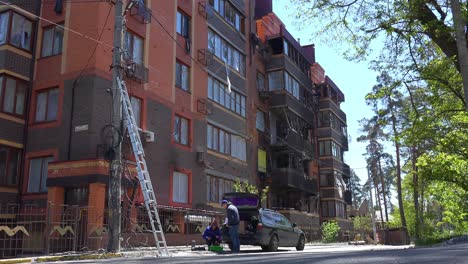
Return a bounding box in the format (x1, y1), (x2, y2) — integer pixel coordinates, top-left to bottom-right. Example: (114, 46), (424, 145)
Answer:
(117, 77), (170, 257)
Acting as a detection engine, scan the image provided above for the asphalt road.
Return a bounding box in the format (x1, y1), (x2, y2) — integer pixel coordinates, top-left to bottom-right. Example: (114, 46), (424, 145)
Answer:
(52, 242), (468, 264)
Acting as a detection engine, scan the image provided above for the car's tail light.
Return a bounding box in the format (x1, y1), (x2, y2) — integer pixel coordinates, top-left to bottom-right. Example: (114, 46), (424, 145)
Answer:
(257, 222), (263, 231)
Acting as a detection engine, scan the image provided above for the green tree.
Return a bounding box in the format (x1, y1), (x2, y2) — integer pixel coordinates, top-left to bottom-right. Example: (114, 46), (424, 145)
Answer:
(289, 0), (468, 108)
(349, 169), (365, 209)
(353, 216), (373, 240)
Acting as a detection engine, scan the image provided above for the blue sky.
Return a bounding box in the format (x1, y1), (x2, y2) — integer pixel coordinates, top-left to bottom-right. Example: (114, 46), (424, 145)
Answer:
(273, 1), (378, 183)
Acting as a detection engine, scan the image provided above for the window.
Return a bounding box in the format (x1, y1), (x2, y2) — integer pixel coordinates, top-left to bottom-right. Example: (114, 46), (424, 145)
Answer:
(258, 149), (266, 173)
(28, 156), (53, 193)
(41, 24), (63, 57)
(207, 76), (246, 117)
(207, 124), (245, 160)
(268, 71), (283, 91)
(231, 135), (246, 161)
(124, 31), (143, 64)
(130, 96), (142, 127)
(257, 72), (266, 91)
(175, 61), (190, 92)
(284, 71), (300, 99)
(207, 29), (245, 76)
(176, 10), (190, 38)
(208, 0), (245, 34)
(174, 115), (189, 145)
(319, 141), (331, 156)
(256, 110), (265, 132)
(0, 11), (33, 51)
(0, 146), (21, 186)
(35, 88), (59, 122)
(206, 174), (234, 203)
(318, 111), (331, 127)
(283, 39), (289, 56)
(172, 171), (188, 203)
(0, 75), (26, 117)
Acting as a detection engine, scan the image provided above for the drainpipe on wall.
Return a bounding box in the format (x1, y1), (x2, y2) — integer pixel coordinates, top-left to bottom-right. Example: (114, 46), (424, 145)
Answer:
(18, 0), (42, 206)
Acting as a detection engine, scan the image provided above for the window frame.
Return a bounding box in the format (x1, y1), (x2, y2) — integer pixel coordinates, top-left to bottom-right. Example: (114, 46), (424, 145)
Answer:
(175, 60), (190, 92)
(171, 169), (191, 205)
(207, 29), (245, 76)
(0, 74), (27, 117)
(41, 23), (64, 57)
(207, 75), (246, 118)
(173, 114), (190, 146)
(176, 10), (190, 38)
(27, 156), (53, 193)
(208, 0), (245, 34)
(0, 11), (34, 52)
(124, 30), (144, 65)
(130, 95), (142, 127)
(34, 87), (59, 123)
(0, 146), (21, 186)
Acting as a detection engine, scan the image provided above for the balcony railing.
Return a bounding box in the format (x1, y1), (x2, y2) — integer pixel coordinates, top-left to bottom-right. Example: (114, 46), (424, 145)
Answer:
(270, 167), (317, 194)
(129, 0), (152, 24)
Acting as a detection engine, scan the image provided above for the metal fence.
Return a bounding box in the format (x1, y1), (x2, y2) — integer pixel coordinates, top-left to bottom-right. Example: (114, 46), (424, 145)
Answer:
(0, 203), (223, 259)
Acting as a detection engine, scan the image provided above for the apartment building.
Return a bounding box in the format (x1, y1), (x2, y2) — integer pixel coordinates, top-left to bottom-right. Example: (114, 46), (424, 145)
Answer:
(0, 0), (352, 254)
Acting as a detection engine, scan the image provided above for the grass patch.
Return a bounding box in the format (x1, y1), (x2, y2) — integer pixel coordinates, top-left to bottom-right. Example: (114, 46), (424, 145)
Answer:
(415, 233), (465, 246)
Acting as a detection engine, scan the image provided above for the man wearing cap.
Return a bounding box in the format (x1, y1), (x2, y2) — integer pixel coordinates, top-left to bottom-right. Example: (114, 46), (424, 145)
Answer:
(221, 200), (240, 253)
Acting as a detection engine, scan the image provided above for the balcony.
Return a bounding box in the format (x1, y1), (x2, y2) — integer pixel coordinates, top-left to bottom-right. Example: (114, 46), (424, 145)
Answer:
(125, 62), (148, 83)
(318, 127), (349, 151)
(272, 129), (314, 158)
(128, 0), (152, 24)
(270, 167), (317, 194)
(269, 91), (314, 124)
(319, 99), (346, 122)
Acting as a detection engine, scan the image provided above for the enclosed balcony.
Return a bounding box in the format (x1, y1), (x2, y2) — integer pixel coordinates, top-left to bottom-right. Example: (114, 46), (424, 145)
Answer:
(270, 151), (317, 194)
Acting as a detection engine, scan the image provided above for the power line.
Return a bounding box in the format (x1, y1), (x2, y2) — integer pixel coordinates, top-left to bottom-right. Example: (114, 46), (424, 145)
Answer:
(0, 0), (115, 50)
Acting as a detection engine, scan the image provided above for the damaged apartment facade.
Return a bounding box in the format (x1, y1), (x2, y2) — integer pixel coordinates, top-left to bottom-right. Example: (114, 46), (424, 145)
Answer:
(0, 0), (351, 253)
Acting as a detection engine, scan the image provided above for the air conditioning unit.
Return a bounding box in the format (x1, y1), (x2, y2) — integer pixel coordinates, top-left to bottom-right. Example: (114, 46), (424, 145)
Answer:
(140, 130), (155, 143)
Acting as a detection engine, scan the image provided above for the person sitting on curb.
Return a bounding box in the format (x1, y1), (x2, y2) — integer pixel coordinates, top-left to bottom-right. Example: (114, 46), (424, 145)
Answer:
(202, 220), (221, 246)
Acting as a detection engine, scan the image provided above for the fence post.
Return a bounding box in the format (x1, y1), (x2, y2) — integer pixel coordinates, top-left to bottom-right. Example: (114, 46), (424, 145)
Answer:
(45, 202), (51, 254)
(72, 207), (78, 252)
(185, 212), (188, 247)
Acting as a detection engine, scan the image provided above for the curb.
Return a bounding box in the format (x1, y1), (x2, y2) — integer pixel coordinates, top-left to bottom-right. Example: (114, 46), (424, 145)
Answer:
(0, 258), (32, 264)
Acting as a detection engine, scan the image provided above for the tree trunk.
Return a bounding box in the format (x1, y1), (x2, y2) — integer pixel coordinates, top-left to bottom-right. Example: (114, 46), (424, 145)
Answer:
(389, 99), (408, 230)
(450, 0), (468, 110)
(372, 159), (385, 244)
(378, 157), (389, 223)
(412, 146), (420, 240)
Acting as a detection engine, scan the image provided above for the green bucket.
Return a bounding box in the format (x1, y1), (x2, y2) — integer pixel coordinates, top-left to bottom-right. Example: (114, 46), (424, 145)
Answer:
(208, 245), (223, 252)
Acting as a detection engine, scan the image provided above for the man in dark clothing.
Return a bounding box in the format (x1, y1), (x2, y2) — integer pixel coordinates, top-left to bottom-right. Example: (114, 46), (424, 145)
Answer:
(202, 220), (221, 246)
(221, 199), (240, 253)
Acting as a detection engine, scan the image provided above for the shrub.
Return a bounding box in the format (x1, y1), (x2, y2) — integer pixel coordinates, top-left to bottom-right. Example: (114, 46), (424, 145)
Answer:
(321, 220), (340, 243)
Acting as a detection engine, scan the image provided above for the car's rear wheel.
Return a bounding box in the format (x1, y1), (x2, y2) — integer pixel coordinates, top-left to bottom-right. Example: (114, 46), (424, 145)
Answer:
(296, 235), (305, 251)
(267, 235), (279, 252)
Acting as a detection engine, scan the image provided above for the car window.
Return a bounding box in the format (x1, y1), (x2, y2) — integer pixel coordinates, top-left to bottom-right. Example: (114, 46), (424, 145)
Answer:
(277, 214), (292, 227)
(260, 211), (276, 226)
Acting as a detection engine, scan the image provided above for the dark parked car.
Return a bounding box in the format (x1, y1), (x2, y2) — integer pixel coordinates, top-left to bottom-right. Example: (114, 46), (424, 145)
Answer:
(221, 193), (305, 252)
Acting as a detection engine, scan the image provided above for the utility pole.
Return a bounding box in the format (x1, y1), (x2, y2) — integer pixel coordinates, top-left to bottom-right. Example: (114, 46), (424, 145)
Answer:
(367, 165), (377, 242)
(108, 0), (124, 252)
